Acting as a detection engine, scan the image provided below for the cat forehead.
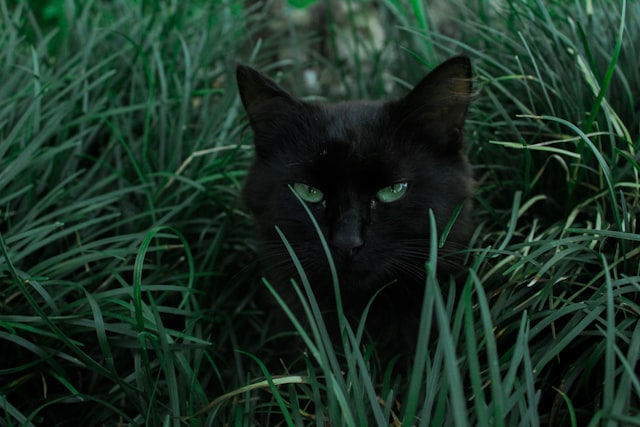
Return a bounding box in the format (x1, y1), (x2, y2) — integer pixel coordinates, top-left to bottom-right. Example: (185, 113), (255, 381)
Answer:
(318, 101), (388, 143)
(294, 103), (417, 181)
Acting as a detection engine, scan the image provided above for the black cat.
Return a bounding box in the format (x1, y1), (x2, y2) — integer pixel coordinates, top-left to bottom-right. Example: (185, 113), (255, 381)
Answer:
(237, 57), (474, 361)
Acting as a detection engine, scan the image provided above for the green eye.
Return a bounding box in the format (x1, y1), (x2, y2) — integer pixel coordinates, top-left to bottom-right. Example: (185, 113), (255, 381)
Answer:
(376, 182), (408, 203)
(292, 183), (324, 203)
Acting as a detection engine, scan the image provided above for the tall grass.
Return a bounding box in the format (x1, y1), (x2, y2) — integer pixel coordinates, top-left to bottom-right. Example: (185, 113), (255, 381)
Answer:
(1, 1), (257, 425)
(1, 0), (638, 425)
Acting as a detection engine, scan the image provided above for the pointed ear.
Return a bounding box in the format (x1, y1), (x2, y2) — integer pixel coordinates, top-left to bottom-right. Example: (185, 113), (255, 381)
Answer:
(394, 56), (473, 150)
(236, 65), (300, 135)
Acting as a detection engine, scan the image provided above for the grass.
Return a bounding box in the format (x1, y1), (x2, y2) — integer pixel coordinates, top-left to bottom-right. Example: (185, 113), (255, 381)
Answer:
(1, 0), (639, 425)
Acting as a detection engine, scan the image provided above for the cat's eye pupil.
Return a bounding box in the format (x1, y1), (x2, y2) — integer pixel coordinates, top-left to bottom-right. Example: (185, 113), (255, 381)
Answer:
(376, 182), (408, 203)
(292, 183), (324, 203)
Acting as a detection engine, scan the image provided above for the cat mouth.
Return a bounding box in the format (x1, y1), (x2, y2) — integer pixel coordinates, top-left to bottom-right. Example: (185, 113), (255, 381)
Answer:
(334, 258), (385, 288)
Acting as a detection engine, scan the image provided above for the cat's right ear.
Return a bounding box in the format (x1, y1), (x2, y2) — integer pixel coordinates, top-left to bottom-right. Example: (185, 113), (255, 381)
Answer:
(393, 56), (473, 151)
(236, 65), (300, 135)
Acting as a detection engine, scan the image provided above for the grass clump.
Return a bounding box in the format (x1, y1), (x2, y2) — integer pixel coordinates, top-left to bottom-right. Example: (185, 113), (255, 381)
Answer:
(1, 0), (639, 425)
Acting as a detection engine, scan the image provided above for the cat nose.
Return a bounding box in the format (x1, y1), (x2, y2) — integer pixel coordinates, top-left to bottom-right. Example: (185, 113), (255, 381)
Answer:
(331, 209), (364, 254)
(332, 231), (364, 253)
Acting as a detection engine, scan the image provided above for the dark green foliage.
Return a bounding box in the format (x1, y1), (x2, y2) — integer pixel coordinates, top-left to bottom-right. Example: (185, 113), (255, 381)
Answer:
(1, 0), (639, 426)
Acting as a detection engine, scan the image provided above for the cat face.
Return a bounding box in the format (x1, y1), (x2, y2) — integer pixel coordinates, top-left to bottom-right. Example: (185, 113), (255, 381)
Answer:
(237, 58), (474, 296)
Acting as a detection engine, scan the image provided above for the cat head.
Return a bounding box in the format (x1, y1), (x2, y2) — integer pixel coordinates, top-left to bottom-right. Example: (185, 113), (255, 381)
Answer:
(237, 58), (474, 295)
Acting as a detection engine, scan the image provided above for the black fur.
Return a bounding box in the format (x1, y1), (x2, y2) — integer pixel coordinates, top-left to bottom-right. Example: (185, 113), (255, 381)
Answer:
(237, 57), (474, 360)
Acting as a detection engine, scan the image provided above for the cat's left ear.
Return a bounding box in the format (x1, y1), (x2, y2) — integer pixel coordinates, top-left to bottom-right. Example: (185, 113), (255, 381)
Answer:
(236, 65), (300, 135)
(394, 56), (473, 150)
